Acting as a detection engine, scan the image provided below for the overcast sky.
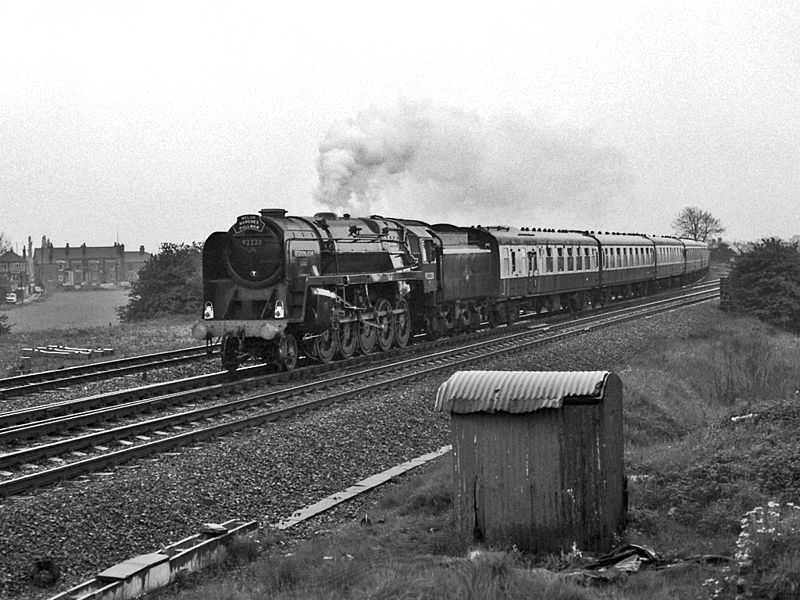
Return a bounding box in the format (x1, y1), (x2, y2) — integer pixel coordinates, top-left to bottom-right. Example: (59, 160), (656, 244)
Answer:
(1, 1), (798, 253)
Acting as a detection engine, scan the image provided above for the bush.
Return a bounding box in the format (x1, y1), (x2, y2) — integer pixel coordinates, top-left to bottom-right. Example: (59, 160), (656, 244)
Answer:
(0, 313), (10, 335)
(705, 502), (800, 599)
(728, 238), (800, 332)
(117, 242), (203, 321)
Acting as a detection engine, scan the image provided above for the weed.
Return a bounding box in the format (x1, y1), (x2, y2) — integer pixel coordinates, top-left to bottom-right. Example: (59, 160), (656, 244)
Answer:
(704, 501), (800, 599)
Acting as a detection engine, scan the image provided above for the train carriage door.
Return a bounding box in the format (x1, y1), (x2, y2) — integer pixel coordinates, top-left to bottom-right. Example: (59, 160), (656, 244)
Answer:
(527, 249), (538, 294)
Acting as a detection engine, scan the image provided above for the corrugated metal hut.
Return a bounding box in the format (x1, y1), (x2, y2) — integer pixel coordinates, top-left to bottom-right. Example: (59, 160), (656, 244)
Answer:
(435, 370), (625, 553)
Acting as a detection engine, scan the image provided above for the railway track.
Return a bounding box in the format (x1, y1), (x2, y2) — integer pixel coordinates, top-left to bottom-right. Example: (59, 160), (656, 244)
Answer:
(0, 345), (219, 398)
(0, 283), (718, 498)
(0, 281), (718, 402)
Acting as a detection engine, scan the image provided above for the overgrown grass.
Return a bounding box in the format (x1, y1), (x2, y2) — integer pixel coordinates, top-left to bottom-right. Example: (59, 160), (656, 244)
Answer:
(0, 314), (196, 375)
(145, 311), (800, 599)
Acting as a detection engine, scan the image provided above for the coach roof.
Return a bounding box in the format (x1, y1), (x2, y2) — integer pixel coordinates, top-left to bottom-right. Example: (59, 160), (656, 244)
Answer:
(483, 228), (595, 246)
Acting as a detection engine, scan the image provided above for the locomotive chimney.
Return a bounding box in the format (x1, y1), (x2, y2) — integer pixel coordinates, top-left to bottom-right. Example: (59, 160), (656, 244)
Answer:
(260, 208), (287, 218)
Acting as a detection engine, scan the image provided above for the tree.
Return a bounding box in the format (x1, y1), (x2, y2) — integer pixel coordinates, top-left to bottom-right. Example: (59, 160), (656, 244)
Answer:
(0, 313), (11, 336)
(710, 240), (737, 263)
(0, 232), (10, 254)
(672, 206), (724, 242)
(117, 242), (203, 321)
(728, 238), (800, 333)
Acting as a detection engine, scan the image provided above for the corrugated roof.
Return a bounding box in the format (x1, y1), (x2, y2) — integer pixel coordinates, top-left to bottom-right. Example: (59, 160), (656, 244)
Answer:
(435, 370), (611, 414)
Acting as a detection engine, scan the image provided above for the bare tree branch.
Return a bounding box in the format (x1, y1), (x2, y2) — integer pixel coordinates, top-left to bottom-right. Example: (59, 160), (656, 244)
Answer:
(672, 206), (724, 241)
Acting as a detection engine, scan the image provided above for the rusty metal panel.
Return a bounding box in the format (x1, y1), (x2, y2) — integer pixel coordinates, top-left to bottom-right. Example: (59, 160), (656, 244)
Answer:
(447, 372), (625, 553)
(435, 370), (610, 414)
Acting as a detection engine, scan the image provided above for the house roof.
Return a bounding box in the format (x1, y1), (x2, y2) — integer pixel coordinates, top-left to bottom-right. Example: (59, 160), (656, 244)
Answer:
(33, 245), (124, 262)
(124, 251), (151, 261)
(0, 250), (24, 263)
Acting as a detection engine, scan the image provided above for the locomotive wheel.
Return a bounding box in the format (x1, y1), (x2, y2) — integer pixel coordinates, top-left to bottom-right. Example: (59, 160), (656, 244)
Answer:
(221, 334), (240, 372)
(358, 318), (377, 355)
(394, 298), (411, 348)
(336, 322), (357, 358)
(278, 333), (298, 371)
(375, 298), (394, 351)
(314, 329), (336, 364)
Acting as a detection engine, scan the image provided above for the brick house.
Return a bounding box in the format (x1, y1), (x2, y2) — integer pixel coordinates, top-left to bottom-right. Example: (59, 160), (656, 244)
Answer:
(32, 238), (151, 290)
(0, 249), (28, 291)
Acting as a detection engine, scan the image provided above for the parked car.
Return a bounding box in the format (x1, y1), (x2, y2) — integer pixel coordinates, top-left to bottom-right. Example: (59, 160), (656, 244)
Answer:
(5, 292), (18, 304)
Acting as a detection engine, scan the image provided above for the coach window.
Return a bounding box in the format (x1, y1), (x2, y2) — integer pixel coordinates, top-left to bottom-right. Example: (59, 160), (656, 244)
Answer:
(567, 247), (574, 271)
(546, 247), (553, 272)
(528, 250), (537, 274)
(557, 248), (564, 271)
(576, 248), (583, 270)
(511, 249), (517, 274)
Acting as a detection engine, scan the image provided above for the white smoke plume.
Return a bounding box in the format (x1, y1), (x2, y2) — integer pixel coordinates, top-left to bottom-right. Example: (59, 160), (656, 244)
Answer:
(314, 101), (631, 228)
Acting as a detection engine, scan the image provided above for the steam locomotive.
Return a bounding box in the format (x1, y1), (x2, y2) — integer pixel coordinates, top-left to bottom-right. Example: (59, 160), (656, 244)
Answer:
(191, 209), (709, 370)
